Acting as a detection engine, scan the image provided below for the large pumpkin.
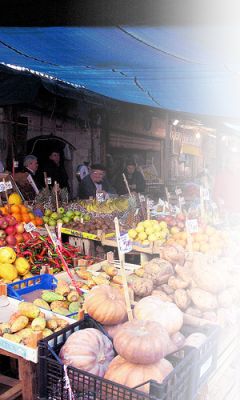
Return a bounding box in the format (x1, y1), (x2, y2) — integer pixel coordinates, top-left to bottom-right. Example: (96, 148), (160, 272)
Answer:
(59, 328), (114, 377)
(134, 296), (183, 335)
(104, 355), (173, 393)
(113, 320), (171, 364)
(84, 285), (127, 325)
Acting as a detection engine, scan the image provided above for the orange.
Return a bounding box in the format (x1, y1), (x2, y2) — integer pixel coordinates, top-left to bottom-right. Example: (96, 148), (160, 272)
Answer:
(35, 217), (43, 226)
(22, 213), (30, 223)
(0, 206), (8, 215)
(10, 204), (21, 213)
(28, 213), (35, 221)
(19, 205), (29, 213)
(12, 213), (22, 222)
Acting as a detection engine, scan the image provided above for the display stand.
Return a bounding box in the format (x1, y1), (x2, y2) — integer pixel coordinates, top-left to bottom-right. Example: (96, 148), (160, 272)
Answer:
(0, 349), (37, 400)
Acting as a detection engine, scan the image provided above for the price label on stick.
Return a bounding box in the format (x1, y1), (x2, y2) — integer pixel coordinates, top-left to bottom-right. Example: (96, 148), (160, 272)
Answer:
(147, 199), (154, 209)
(24, 222), (36, 232)
(158, 198), (165, 206)
(186, 219), (199, 234)
(5, 181), (13, 190)
(139, 194), (145, 202)
(175, 188), (182, 196)
(0, 182), (5, 192)
(14, 161), (19, 168)
(47, 177), (52, 185)
(118, 233), (132, 254)
(179, 196), (185, 206)
(51, 232), (61, 247)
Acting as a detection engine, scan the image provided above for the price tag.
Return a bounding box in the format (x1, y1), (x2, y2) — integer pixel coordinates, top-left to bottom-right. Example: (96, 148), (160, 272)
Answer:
(134, 208), (140, 216)
(179, 196), (185, 205)
(158, 198), (165, 206)
(0, 182), (5, 192)
(202, 188), (210, 201)
(14, 161), (19, 168)
(47, 177), (52, 185)
(5, 181), (13, 190)
(139, 194), (145, 202)
(51, 232), (61, 247)
(147, 199), (154, 209)
(185, 219), (199, 234)
(175, 188), (182, 196)
(96, 191), (105, 203)
(118, 233), (132, 254)
(24, 222), (36, 232)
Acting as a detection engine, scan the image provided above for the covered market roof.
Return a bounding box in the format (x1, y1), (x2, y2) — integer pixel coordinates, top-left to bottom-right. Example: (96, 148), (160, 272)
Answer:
(0, 0), (240, 119)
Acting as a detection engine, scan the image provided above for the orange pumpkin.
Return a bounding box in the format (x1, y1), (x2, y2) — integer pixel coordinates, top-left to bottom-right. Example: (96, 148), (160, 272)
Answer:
(104, 355), (173, 393)
(84, 285), (127, 325)
(59, 328), (114, 377)
(113, 320), (171, 364)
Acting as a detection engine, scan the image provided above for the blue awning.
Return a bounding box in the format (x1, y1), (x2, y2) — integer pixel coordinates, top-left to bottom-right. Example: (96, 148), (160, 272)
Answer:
(0, 25), (240, 118)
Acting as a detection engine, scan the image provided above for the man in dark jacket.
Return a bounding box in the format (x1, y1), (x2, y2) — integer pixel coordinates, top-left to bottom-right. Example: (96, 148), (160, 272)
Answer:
(45, 150), (69, 191)
(78, 164), (116, 199)
(115, 160), (145, 195)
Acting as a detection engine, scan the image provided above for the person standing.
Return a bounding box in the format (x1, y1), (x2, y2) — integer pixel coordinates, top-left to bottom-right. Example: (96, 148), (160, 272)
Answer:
(115, 159), (145, 195)
(78, 164), (116, 199)
(44, 150), (69, 191)
(14, 154), (43, 200)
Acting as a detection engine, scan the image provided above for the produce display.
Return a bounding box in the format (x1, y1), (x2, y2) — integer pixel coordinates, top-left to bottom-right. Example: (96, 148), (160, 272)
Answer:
(0, 246), (33, 283)
(0, 301), (70, 346)
(63, 217), (115, 236)
(43, 208), (90, 227)
(34, 280), (85, 316)
(128, 219), (169, 246)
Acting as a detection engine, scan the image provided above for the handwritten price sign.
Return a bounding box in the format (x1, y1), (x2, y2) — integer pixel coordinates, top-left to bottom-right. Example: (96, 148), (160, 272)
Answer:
(0, 181), (13, 192)
(24, 222), (36, 232)
(118, 233), (132, 254)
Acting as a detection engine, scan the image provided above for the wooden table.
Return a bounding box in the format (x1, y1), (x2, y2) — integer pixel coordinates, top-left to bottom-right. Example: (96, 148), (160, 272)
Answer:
(0, 348), (37, 400)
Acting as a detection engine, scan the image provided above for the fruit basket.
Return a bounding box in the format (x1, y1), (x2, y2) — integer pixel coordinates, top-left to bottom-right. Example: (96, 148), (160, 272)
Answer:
(38, 316), (197, 400)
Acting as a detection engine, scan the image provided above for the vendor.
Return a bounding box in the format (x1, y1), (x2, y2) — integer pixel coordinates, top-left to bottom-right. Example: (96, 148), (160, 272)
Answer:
(44, 150), (69, 191)
(78, 164), (116, 199)
(115, 159), (145, 195)
(15, 155), (43, 201)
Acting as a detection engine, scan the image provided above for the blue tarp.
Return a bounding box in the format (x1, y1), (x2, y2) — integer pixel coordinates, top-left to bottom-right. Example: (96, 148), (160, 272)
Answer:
(0, 26), (240, 118)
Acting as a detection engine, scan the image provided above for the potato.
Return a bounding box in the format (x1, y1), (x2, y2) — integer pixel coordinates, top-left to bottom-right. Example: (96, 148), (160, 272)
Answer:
(188, 288), (218, 311)
(168, 276), (189, 290)
(185, 307), (202, 318)
(131, 277), (153, 297)
(102, 264), (118, 277)
(151, 290), (173, 302)
(173, 289), (190, 310)
(161, 284), (174, 295)
(175, 264), (192, 284)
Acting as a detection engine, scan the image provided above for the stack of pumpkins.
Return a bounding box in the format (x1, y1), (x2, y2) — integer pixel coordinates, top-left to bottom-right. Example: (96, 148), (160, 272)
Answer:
(60, 285), (183, 393)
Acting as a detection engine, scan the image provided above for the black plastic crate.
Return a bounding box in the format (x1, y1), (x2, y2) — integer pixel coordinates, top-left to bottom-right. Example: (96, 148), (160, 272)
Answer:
(38, 316), (197, 400)
(182, 324), (220, 399)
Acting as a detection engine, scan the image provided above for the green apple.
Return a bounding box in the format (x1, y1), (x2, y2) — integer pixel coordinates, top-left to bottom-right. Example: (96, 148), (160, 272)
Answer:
(43, 216), (49, 223)
(45, 209), (52, 217)
(57, 207), (65, 214)
(74, 211), (81, 216)
(48, 219), (57, 227)
(66, 210), (74, 218)
(83, 214), (91, 221)
(73, 216), (81, 222)
(51, 212), (59, 220)
(57, 219), (63, 224)
(62, 216), (70, 224)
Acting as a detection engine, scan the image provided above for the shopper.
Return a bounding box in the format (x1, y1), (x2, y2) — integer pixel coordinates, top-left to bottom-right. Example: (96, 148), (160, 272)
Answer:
(78, 164), (116, 199)
(115, 159), (145, 195)
(44, 150), (69, 191)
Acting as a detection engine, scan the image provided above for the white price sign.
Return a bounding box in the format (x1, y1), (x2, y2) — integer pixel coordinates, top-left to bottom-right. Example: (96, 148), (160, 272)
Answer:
(118, 233), (132, 254)
(5, 181), (13, 190)
(179, 196), (185, 205)
(0, 182), (5, 192)
(139, 194), (145, 202)
(134, 208), (140, 216)
(175, 188), (182, 196)
(186, 219), (199, 234)
(202, 188), (210, 201)
(96, 191), (105, 203)
(24, 222), (36, 232)
(47, 177), (52, 185)
(14, 161), (19, 168)
(0, 181), (12, 192)
(51, 232), (61, 247)
(158, 198), (165, 206)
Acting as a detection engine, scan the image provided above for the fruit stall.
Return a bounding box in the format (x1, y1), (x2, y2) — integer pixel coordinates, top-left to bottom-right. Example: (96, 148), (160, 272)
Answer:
(0, 188), (240, 400)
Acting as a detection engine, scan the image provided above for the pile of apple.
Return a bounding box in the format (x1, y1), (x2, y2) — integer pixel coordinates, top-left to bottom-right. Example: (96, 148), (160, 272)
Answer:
(43, 207), (90, 228)
(0, 215), (30, 247)
(157, 213), (186, 233)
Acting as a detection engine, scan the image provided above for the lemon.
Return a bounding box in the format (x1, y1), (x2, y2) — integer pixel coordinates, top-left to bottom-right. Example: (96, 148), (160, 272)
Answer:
(8, 192), (22, 205)
(0, 263), (18, 281)
(15, 257), (30, 276)
(0, 247), (17, 264)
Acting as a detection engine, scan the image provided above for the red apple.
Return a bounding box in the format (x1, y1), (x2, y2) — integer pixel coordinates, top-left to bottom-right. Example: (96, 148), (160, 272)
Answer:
(6, 234), (17, 246)
(5, 215), (17, 226)
(0, 238), (6, 246)
(15, 233), (24, 243)
(0, 229), (6, 239)
(177, 221), (185, 230)
(0, 217), (8, 229)
(5, 225), (16, 236)
(15, 222), (25, 234)
(177, 213), (186, 222)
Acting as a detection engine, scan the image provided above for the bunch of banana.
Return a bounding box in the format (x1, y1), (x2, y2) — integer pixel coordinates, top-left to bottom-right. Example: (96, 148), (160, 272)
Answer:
(78, 198), (129, 214)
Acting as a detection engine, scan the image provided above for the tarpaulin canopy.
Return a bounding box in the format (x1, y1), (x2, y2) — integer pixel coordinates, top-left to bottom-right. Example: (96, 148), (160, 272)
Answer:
(0, 23), (240, 118)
